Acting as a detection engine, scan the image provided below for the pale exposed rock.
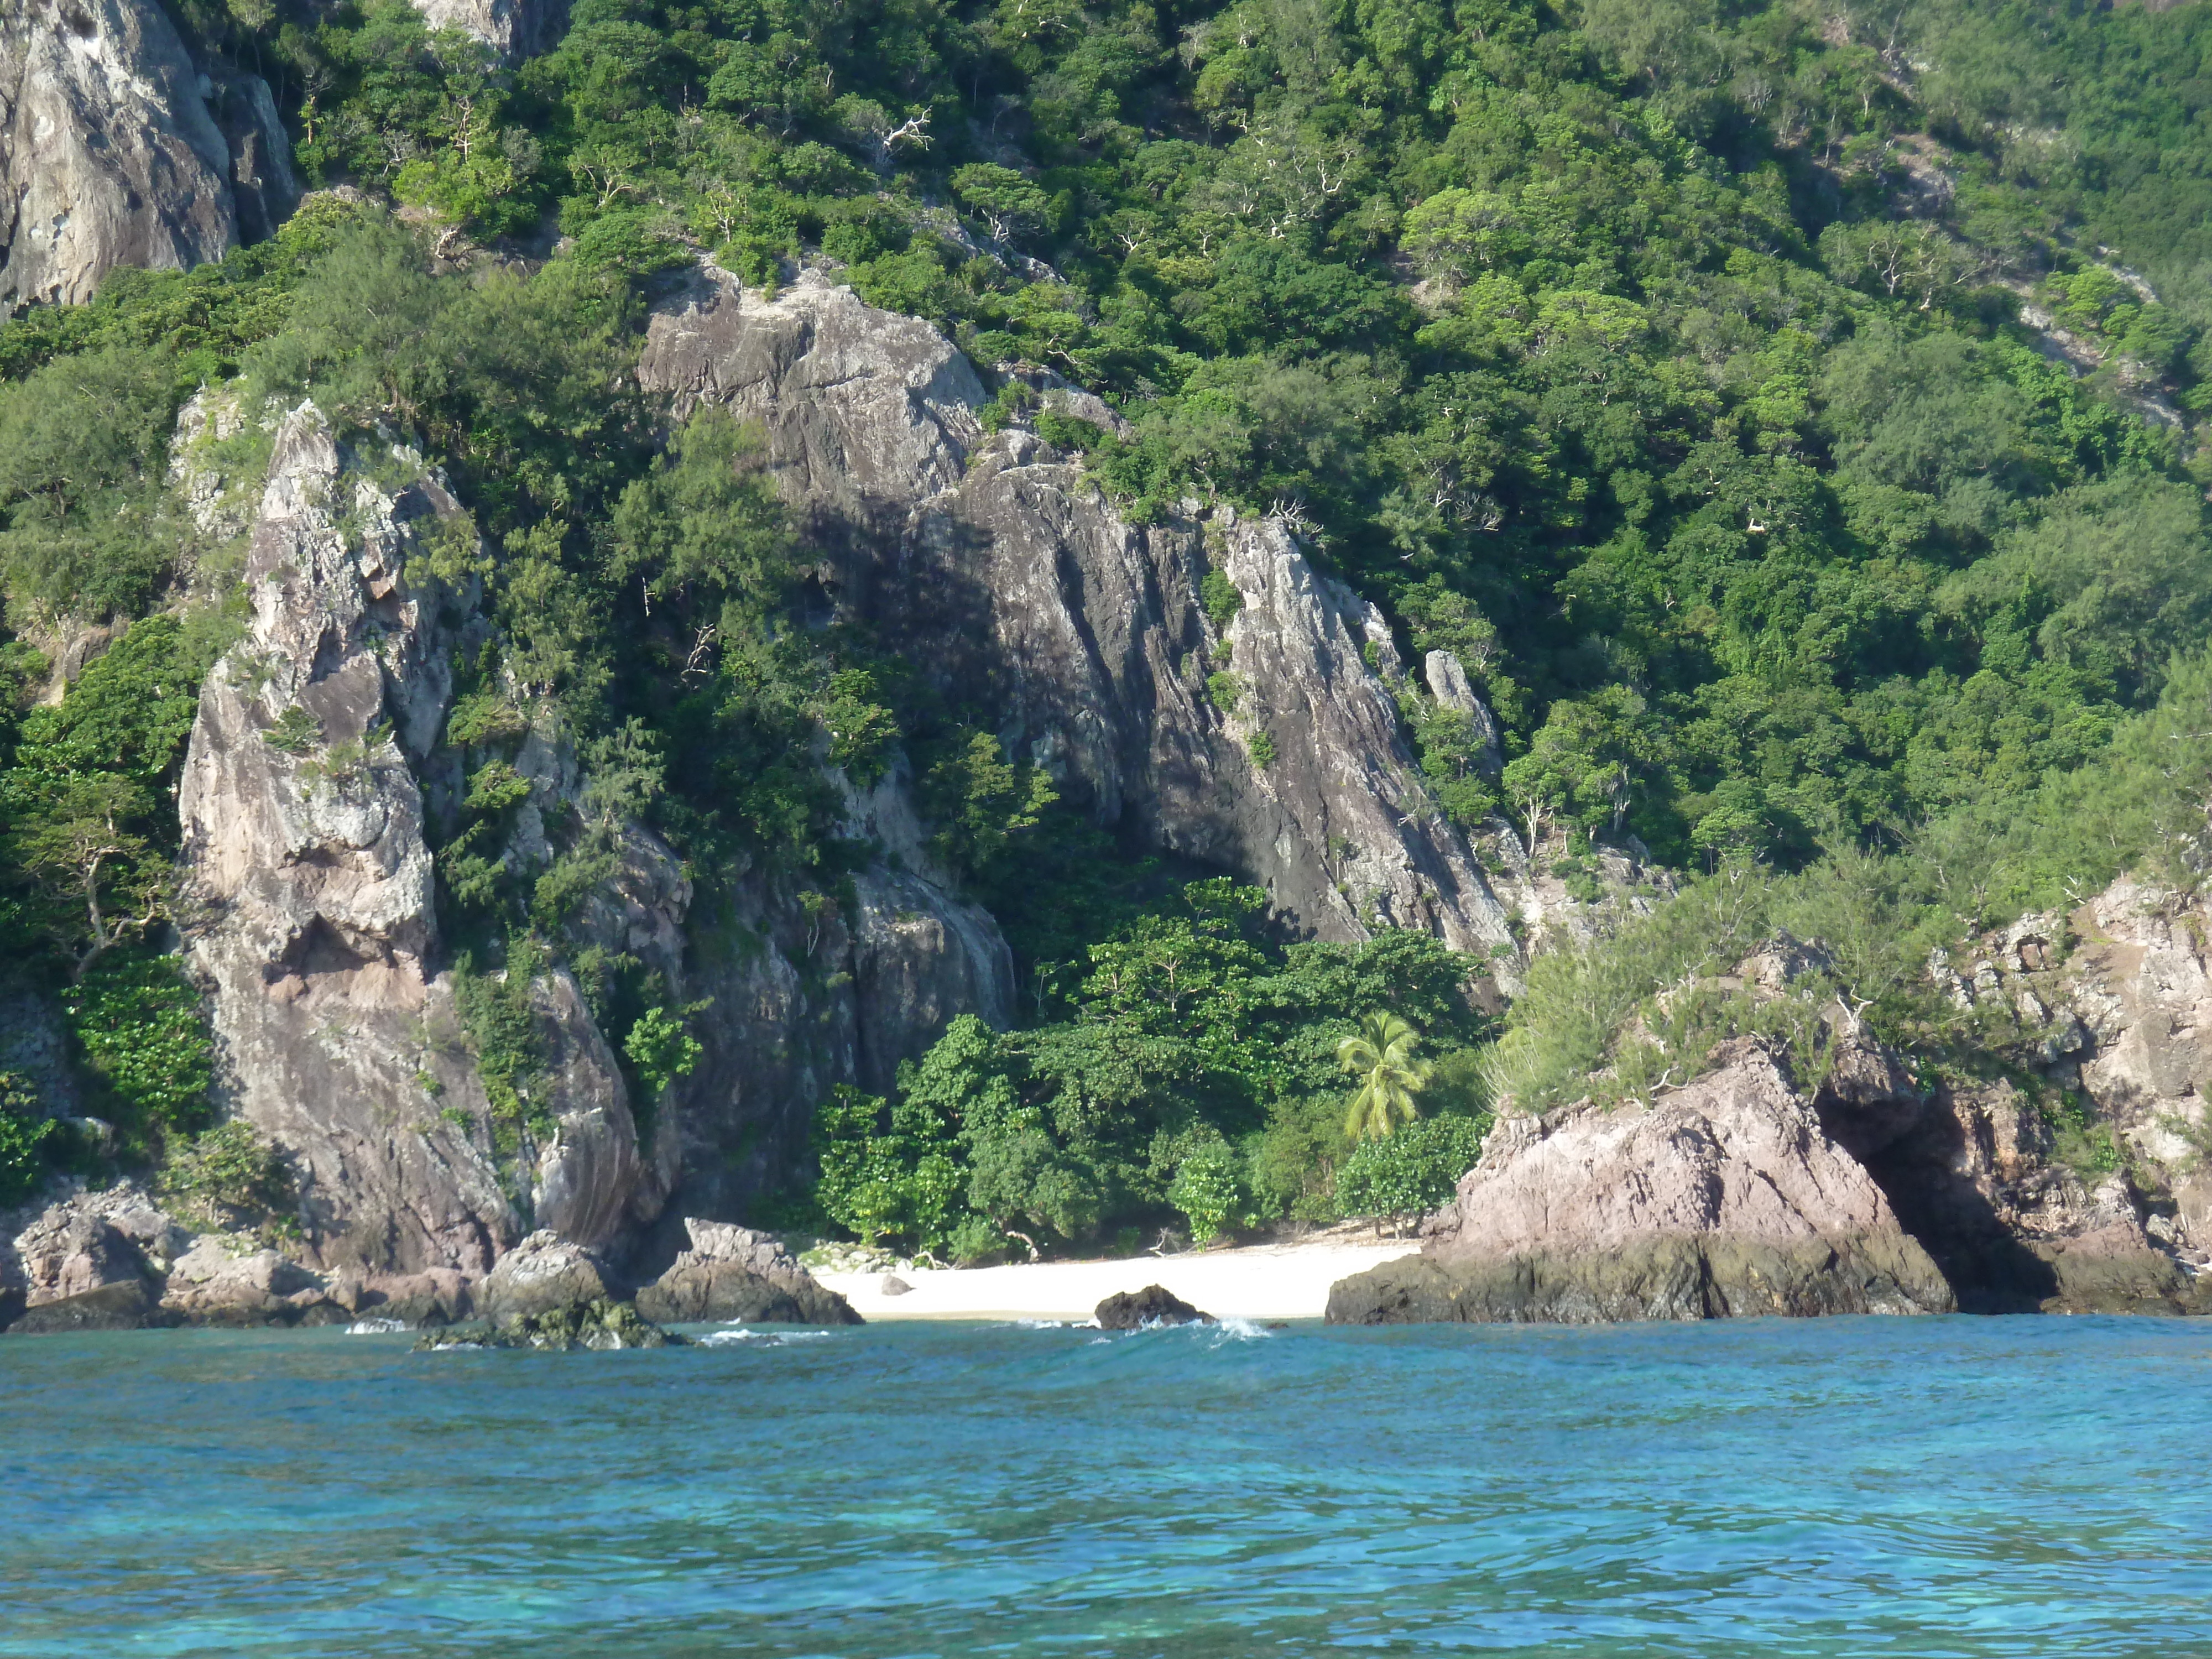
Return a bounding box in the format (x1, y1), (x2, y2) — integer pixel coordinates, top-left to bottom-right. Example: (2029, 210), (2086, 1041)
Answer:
(168, 385), (257, 544)
(9, 1191), (159, 1312)
(1329, 1041), (1954, 1323)
(849, 865), (1014, 1093)
(638, 264), (1515, 961)
(410, 0), (570, 58)
(159, 1237), (341, 1324)
(0, 0), (237, 305)
(1421, 649), (1501, 767)
(179, 404), (649, 1276)
(474, 1229), (612, 1320)
(635, 1217), (862, 1324)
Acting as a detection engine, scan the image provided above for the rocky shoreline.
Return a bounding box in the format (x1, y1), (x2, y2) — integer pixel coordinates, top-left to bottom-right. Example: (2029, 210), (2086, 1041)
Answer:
(0, 1202), (857, 1334)
(1331, 901), (2212, 1326)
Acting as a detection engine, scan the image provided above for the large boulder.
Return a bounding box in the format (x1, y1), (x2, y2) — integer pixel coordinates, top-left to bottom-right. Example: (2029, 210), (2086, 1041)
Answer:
(474, 1231), (614, 1322)
(637, 1219), (860, 1325)
(1328, 1041), (1955, 1324)
(1095, 1285), (1212, 1329)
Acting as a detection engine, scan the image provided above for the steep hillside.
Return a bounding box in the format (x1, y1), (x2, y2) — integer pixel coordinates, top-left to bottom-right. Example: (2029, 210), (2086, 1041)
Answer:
(5, 0), (2212, 1323)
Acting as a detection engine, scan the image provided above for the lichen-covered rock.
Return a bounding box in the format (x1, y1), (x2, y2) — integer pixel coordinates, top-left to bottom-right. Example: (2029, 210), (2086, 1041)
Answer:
(1329, 1041), (1955, 1324)
(0, 0), (237, 306)
(415, 1296), (676, 1351)
(636, 1218), (861, 1325)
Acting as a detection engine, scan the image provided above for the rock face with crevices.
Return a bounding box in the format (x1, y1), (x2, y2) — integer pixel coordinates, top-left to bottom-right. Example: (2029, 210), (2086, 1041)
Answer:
(179, 407), (648, 1277)
(0, 0), (295, 306)
(1328, 1040), (1956, 1324)
(638, 264), (1516, 960)
(410, 0), (570, 58)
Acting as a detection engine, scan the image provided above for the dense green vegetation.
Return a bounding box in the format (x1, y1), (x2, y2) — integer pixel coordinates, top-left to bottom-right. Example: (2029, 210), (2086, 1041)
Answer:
(6, 0), (2212, 1242)
(814, 885), (1488, 1255)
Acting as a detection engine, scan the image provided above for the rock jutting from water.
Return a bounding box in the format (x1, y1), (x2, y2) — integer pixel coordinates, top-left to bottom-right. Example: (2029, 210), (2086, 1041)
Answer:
(635, 1219), (863, 1325)
(1095, 1285), (1214, 1329)
(414, 1297), (679, 1352)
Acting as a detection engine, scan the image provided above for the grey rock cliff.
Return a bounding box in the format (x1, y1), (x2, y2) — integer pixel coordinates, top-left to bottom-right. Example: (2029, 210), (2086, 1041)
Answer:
(0, 0), (294, 307)
(1328, 1040), (1955, 1324)
(0, 0), (237, 305)
(179, 405), (648, 1277)
(411, 0), (570, 58)
(638, 264), (1515, 959)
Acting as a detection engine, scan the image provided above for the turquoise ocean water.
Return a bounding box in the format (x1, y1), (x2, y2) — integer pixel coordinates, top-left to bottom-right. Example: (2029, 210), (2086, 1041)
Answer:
(2, 1316), (2208, 1657)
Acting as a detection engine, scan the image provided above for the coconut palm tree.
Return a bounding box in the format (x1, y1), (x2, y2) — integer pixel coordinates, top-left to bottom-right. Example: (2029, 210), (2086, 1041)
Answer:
(1337, 1012), (1431, 1141)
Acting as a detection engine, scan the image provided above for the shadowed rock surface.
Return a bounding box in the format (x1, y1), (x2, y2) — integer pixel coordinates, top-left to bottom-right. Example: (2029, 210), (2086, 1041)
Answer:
(179, 408), (653, 1278)
(1096, 1284), (1212, 1329)
(638, 264), (1516, 961)
(0, 0), (295, 306)
(414, 1296), (676, 1351)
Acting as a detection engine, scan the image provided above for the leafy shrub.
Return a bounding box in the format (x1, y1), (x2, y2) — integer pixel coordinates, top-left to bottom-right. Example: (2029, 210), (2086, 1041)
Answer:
(1336, 1114), (1491, 1228)
(64, 950), (212, 1135)
(161, 1120), (294, 1226)
(623, 1004), (702, 1098)
(0, 1071), (53, 1208)
(1166, 1132), (1244, 1245)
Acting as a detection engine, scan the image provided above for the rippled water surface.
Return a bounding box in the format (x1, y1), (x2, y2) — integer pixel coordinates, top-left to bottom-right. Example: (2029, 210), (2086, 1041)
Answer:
(3, 1316), (2209, 1656)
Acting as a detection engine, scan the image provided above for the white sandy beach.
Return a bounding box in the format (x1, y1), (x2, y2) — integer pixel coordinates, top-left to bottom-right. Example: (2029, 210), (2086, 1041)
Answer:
(815, 1234), (1419, 1322)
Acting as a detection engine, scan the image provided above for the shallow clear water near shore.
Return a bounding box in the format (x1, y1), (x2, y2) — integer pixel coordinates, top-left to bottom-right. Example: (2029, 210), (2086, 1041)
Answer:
(3, 1316), (2207, 1657)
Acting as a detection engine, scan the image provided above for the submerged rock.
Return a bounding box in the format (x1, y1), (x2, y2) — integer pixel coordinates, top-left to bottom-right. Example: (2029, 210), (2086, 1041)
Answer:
(1328, 1041), (1955, 1325)
(1095, 1285), (1213, 1329)
(414, 1297), (678, 1352)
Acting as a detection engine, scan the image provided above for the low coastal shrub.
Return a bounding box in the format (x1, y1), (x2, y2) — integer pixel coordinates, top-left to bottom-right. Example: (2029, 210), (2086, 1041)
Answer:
(1336, 1114), (1491, 1234)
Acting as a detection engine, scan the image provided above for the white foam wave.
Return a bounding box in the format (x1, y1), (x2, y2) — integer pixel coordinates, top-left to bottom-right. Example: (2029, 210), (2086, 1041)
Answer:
(345, 1318), (408, 1335)
(696, 1326), (840, 1348)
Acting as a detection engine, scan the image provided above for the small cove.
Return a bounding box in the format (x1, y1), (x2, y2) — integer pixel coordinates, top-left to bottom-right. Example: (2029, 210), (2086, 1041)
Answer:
(3, 1317), (2208, 1657)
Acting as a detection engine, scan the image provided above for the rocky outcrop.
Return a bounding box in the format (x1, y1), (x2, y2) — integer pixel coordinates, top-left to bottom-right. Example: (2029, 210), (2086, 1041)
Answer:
(0, 1180), (384, 1331)
(1328, 1041), (1955, 1324)
(638, 264), (1516, 962)
(635, 1218), (860, 1324)
(411, 0), (570, 58)
(415, 1296), (676, 1351)
(0, 0), (294, 306)
(1837, 878), (2212, 1314)
(178, 406), (649, 1278)
(1095, 1284), (1212, 1328)
(473, 1230), (613, 1320)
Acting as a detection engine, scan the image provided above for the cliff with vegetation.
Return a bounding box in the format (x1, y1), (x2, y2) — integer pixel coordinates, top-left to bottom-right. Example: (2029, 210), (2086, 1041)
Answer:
(7, 0), (2212, 1326)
